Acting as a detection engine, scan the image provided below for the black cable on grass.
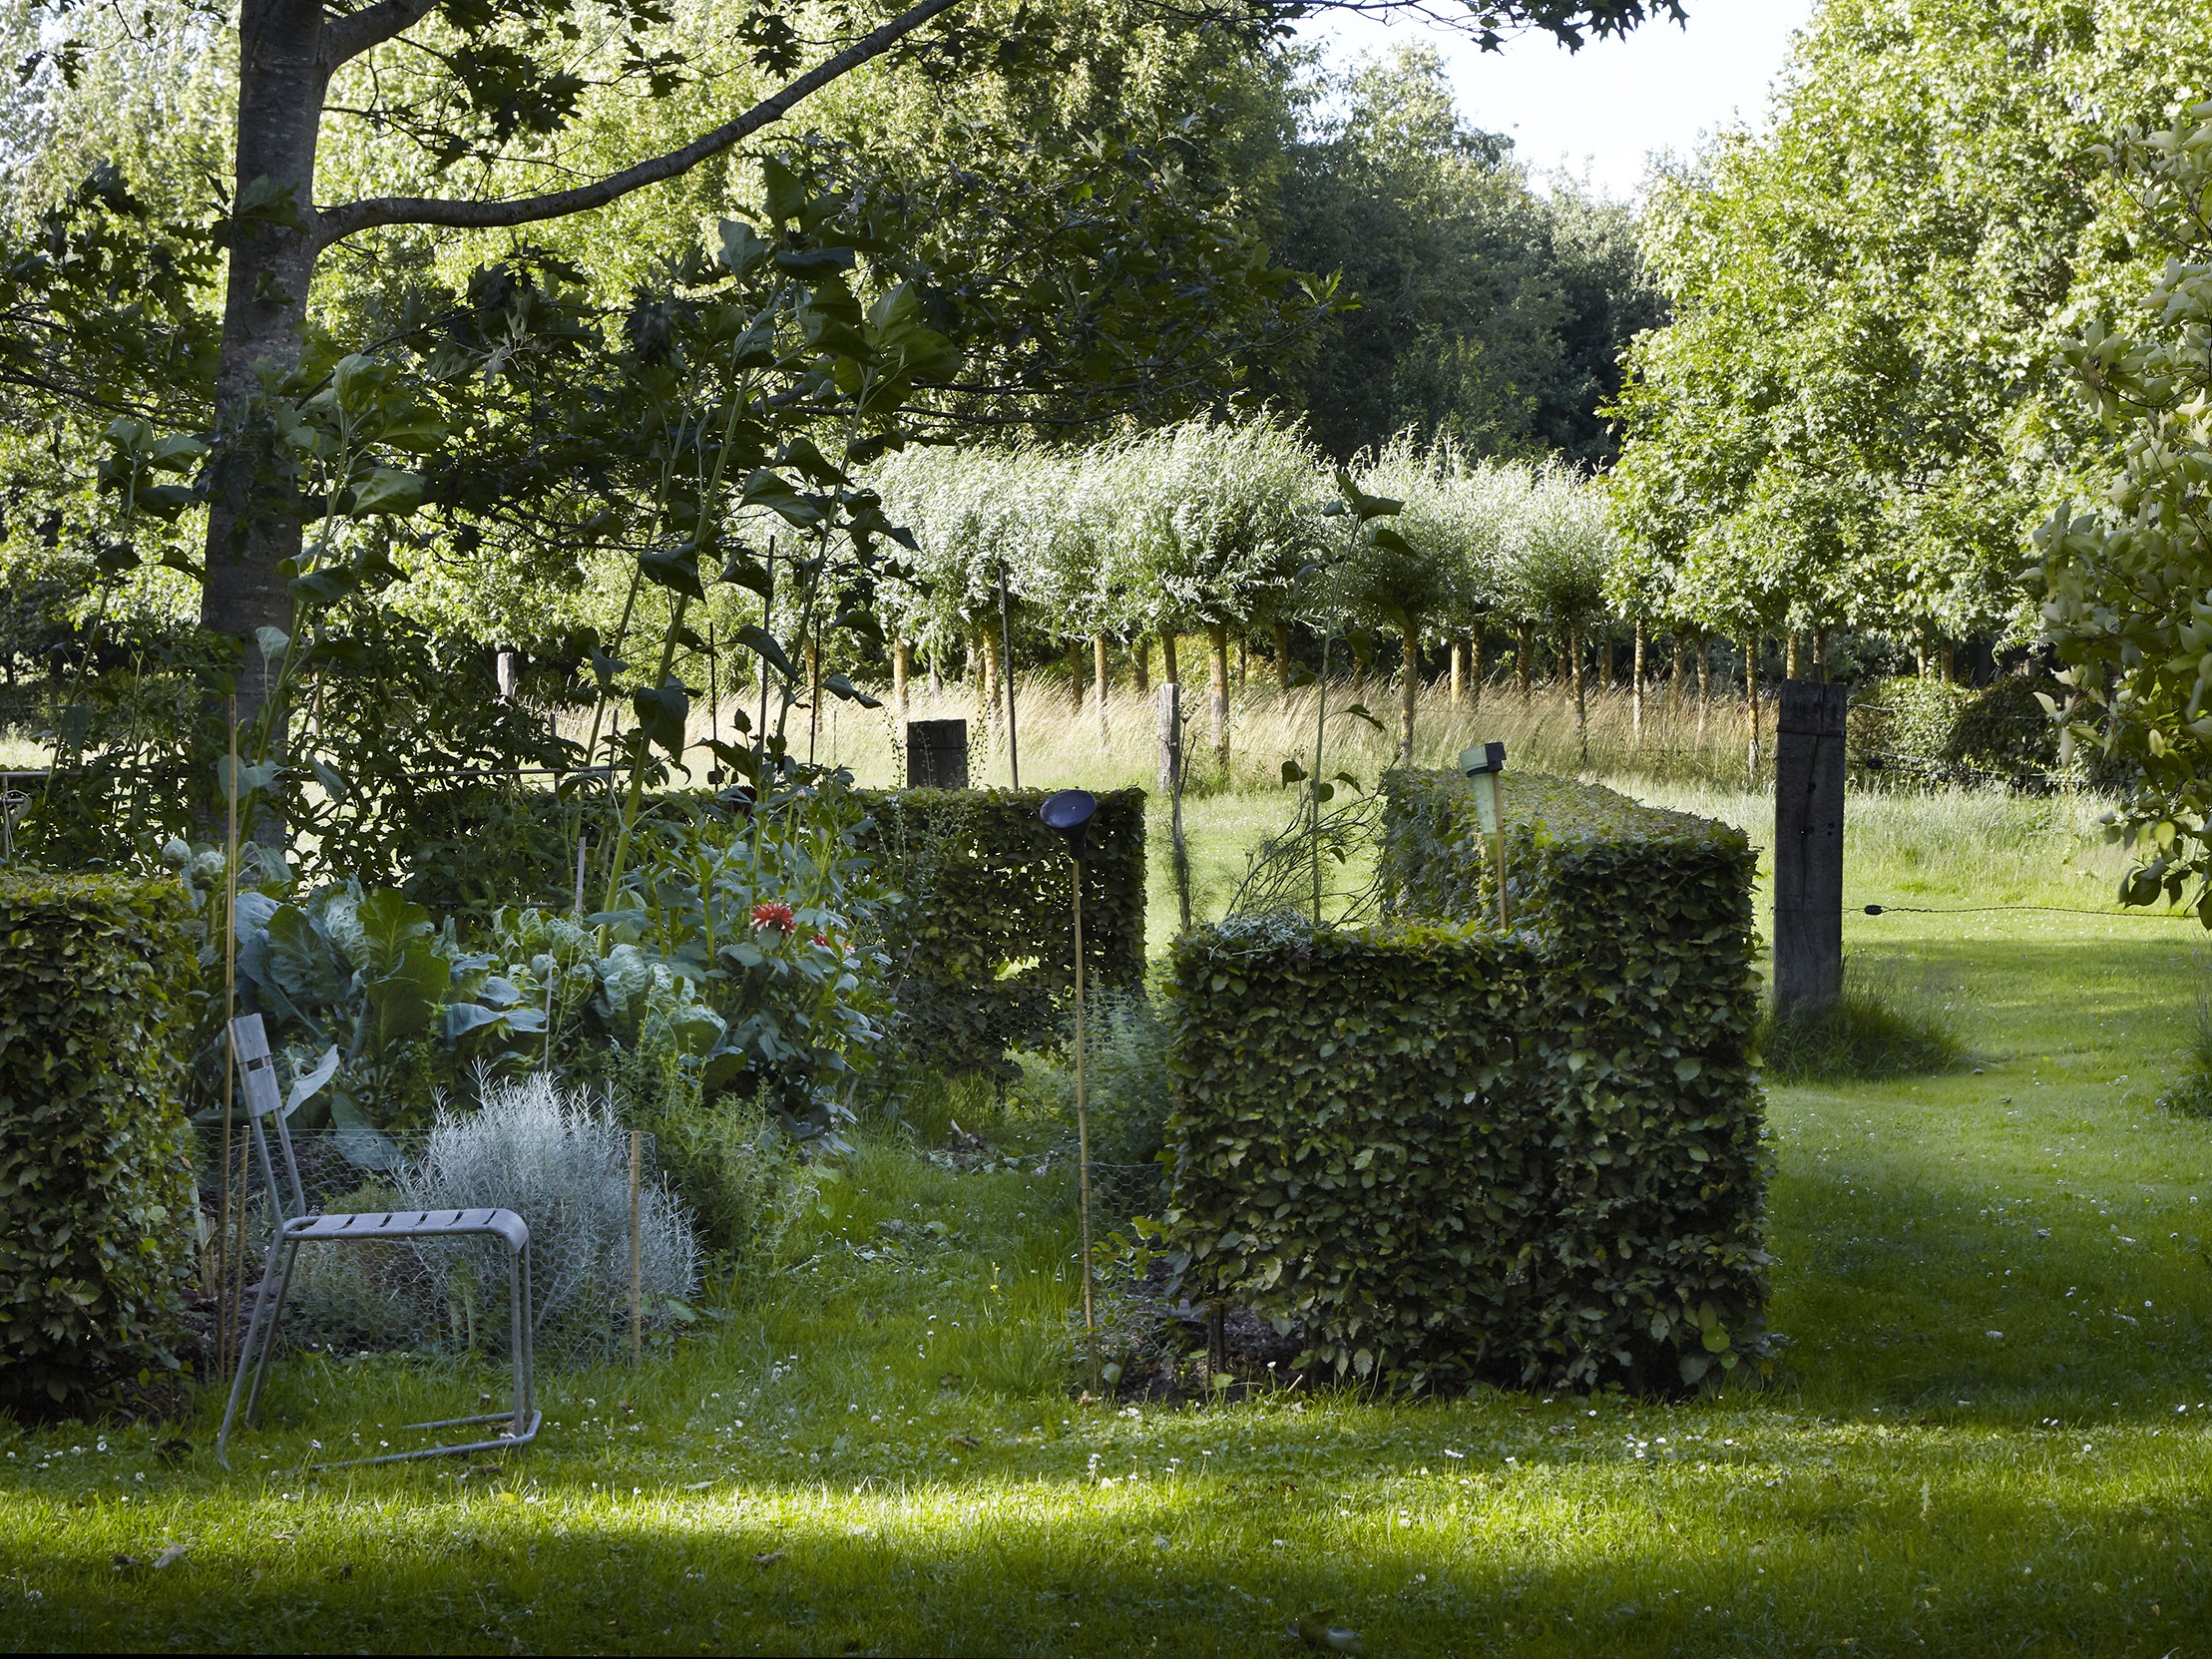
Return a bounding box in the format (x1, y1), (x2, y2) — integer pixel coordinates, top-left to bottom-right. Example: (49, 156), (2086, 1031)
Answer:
(1861, 902), (2200, 921)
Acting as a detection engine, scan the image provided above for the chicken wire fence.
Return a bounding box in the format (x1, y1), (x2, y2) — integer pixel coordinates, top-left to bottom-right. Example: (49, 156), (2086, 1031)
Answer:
(195, 1074), (700, 1367)
(1079, 1158), (1167, 1235)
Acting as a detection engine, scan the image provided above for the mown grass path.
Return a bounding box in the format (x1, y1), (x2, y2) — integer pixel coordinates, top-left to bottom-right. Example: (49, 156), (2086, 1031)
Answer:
(4, 797), (2209, 1655)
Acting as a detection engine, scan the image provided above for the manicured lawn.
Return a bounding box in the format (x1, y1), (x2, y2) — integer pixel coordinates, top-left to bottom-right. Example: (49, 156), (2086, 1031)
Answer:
(3, 783), (2209, 1655)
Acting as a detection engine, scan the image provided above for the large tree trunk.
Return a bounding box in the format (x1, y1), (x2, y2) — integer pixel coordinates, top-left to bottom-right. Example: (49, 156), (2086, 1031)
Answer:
(202, 0), (331, 750)
(1273, 620), (1292, 695)
(1468, 630), (1482, 714)
(1517, 622), (1534, 698)
(1066, 637), (1086, 713)
(1449, 638), (1465, 707)
(1130, 634), (1149, 695)
(1160, 629), (1179, 688)
(892, 636), (911, 727)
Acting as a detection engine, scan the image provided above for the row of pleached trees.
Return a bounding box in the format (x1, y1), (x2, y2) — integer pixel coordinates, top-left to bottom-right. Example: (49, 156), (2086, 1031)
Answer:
(865, 412), (1749, 766)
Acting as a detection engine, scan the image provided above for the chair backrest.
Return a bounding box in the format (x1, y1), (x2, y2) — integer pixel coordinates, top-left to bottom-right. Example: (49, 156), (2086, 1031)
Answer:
(229, 1014), (308, 1220)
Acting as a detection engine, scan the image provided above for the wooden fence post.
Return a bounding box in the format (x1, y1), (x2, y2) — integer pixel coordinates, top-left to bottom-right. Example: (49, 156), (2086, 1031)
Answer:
(1774, 679), (1849, 1019)
(907, 718), (970, 788)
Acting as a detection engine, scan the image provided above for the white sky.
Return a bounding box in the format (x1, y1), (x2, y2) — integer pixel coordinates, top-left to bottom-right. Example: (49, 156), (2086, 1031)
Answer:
(1300, 0), (1819, 201)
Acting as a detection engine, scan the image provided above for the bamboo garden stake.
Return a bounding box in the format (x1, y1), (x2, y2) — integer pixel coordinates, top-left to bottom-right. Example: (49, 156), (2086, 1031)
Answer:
(1039, 791), (1103, 1399)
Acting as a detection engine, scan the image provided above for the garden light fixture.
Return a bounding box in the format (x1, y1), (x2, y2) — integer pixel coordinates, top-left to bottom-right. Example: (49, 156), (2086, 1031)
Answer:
(1040, 789), (1102, 1399)
(1460, 743), (1510, 927)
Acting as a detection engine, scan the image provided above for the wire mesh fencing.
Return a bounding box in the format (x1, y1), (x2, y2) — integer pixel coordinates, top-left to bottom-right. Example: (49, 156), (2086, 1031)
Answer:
(195, 1077), (700, 1368)
(1078, 1157), (1167, 1237)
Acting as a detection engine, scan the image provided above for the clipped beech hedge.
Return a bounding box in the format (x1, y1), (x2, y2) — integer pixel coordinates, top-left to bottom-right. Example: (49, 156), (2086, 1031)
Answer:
(1161, 770), (1766, 1393)
(859, 788), (1146, 1075)
(0, 872), (200, 1407)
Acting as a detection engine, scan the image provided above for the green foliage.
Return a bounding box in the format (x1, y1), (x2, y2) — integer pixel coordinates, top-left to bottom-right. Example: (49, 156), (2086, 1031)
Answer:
(1848, 675), (1977, 782)
(0, 871), (198, 1408)
(1017, 989), (1173, 1169)
(2038, 103), (2212, 914)
(860, 788), (1146, 1077)
(1851, 673), (2125, 788)
(2157, 999), (2212, 1120)
(1608, 0), (2206, 651)
(1162, 770), (1767, 1393)
(644, 1079), (818, 1272)
(221, 877), (555, 1144)
(16, 612), (588, 883)
(1270, 43), (1665, 464)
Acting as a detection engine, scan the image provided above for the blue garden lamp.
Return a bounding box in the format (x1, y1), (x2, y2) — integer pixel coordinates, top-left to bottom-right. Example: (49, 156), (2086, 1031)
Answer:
(1040, 789), (1102, 1397)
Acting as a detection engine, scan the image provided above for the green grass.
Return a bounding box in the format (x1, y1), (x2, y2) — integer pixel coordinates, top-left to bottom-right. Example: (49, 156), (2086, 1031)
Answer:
(6, 767), (2212, 1655)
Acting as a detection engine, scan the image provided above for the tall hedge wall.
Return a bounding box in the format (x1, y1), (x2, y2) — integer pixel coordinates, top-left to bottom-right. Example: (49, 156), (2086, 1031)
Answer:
(399, 783), (1147, 1075)
(1162, 770), (1767, 1393)
(0, 873), (200, 1408)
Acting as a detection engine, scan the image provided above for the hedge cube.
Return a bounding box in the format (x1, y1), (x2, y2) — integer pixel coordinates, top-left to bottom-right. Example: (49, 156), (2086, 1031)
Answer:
(0, 872), (200, 1407)
(1161, 770), (1767, 1393)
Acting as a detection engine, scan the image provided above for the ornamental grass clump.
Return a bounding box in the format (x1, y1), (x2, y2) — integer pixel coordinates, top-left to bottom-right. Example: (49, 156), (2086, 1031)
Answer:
(400, 1073), (700, 1356)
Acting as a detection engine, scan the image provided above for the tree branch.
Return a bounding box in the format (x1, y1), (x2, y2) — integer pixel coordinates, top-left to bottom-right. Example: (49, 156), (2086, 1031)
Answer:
(321, 0), (442, 70)
(314, 0), (967, 248)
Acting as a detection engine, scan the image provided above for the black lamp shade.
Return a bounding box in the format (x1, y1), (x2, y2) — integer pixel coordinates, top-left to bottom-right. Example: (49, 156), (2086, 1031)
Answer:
(1040, 789), (1099, 860)
(1460, 741), (1507, 777)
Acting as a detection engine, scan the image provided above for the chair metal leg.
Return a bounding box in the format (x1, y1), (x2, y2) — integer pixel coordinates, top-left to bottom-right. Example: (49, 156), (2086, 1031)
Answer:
(241, 1238), (301, 1425)
(507, 1240), (531, 1440)
(216, 1233), (290, 1470)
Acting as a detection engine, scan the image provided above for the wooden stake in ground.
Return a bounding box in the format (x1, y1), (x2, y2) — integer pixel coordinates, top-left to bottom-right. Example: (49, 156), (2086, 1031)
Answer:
(1072, 857), (1099, 1399)
(892, 636), (911, 727)
(629, 1129), (644, 1368)
(1774, 680), (1848, 1019)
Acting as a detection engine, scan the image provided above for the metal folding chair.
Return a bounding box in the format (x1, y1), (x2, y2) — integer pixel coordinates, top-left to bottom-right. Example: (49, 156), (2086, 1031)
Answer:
(215, 1013), (541, 1469)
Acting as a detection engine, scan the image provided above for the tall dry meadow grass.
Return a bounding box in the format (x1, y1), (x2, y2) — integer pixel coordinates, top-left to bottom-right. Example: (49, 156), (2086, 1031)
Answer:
(714, 669), (1769, 796)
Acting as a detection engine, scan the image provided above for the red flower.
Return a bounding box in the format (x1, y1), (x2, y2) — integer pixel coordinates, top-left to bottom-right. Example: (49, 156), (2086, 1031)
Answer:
(750, 901), (796, 934)
(811, 933), (831, 949)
